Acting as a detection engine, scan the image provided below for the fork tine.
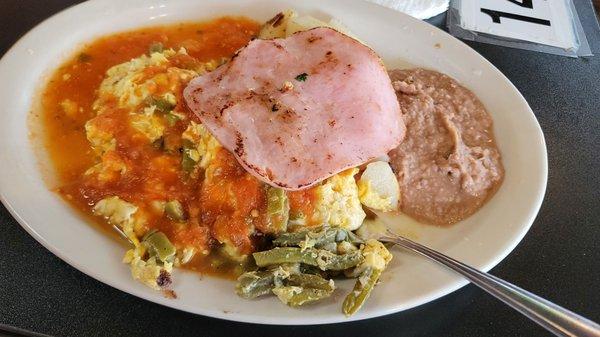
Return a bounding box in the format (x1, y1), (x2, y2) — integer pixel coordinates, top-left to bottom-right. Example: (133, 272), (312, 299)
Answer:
(112, 224), (134, 245)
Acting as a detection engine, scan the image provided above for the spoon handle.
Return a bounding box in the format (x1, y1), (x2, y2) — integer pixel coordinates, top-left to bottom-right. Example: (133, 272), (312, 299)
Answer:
(380, 233), (600, 337)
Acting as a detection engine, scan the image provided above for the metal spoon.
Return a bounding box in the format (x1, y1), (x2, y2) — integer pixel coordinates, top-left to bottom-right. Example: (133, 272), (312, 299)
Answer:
(379, 230), (600, 337)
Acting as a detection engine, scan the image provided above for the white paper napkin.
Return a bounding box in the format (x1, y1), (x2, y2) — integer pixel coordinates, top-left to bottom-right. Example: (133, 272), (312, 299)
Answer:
(366, 0), (449, 19)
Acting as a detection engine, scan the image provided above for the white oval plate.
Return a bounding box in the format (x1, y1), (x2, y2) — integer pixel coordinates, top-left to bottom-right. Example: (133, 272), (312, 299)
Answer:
(0, 0), (546, 325)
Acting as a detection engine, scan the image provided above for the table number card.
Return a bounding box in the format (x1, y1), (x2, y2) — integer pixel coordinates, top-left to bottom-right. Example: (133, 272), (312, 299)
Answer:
(457, 0), (578, 50)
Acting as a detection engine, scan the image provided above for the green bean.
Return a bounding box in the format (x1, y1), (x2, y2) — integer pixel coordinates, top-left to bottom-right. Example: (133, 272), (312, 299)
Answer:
(145, 95), (175, 113)
(321, 242), (338, 253)
(181, 139), (199, 173)
(77, 52), (92, 62)
(165, 200), (186, 221)
(272, 287), (332, 307)
(236, 265), (303, 299)
(236, 270), (276, 299)
(181, 148), (198, 173)
(312, 229), (343, 248)
(253, 247), (313, 266)
(299, 264), (328, 277)
(148, 42), (164, 54)
(142, 230), (176, 263)
(272, 227), (334, 247)
(266, 187), (289, 233)
(286, 273), (334, 291)
(315, 249), (363, 271)
(164, 112), (181, 126)
(273, 227), (362, 248)
(342, 267), (382, 316)
(345, 230), (364, 245)
(271, 231), (311, 247)
(253, 247), (362, 271)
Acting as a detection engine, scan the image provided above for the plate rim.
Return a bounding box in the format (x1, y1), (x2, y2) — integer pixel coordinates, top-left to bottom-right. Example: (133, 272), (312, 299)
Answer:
(0, 0), (548, 325)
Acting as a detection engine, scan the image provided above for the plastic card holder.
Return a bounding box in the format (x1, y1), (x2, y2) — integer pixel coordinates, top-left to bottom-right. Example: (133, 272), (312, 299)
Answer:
(447, 0), (592, 57)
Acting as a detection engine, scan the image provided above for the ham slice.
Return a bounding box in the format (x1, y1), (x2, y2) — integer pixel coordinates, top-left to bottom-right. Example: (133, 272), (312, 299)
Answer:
(184, 27), (404, 190)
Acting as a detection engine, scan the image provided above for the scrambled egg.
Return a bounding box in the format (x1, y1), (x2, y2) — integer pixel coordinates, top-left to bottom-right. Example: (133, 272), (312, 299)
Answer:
(181, 121), (222, 174)
(130, 106), (165, 142)
(175, 247), (196, 266)
(86, 48), (202, 150)
(123, 244), (173, 290)
(95, 48), (196, 110)
(345, 239), (392, 278)
(84, 151), (128, 183)
(360, 239), (392, 271)
(83, 47), (230, 292)
(93, 196), (141, 245)
(94, 196), (176, 289)
(358, 180), (394, 212)
(85, 120), (116, 154)
(357, 161), (399, 212)
(313, 168), (366, 231)
(60, 99), (79, 118)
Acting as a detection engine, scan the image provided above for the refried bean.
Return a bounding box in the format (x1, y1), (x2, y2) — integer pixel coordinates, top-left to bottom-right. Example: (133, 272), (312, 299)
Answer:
(387, 68), (504, 226)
